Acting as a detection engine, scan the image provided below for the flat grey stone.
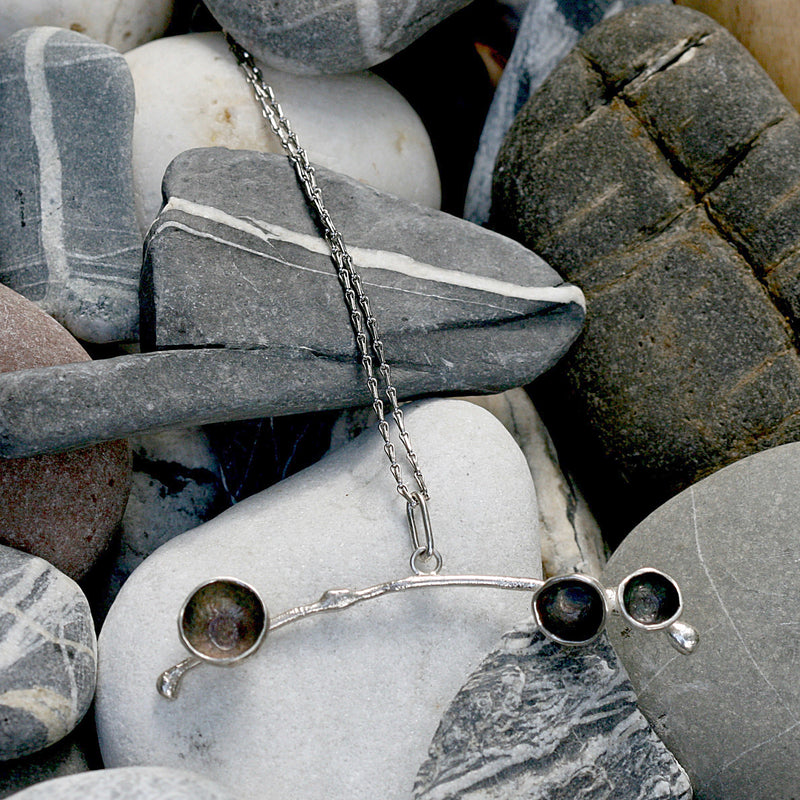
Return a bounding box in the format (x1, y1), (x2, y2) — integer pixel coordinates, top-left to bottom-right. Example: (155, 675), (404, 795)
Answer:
(203, 0), (472, 74)
(491, 5), (800, 541)
(6, 766), (240, 799)
(0, 148), (583, 458)
(0, 27), (141, 343)
(414, 624), (691, 799)
(602, 442), (800, 800)
(465, 0), (669, 226)
(0, 545), (96, 761)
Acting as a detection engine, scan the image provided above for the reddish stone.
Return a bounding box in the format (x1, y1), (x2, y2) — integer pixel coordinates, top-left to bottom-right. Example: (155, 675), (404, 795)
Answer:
(0, 284), (130, 579)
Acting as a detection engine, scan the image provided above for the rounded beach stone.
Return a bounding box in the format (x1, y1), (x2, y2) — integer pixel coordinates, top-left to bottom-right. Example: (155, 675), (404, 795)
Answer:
(602, 442), (800, 800)
(676, 0), (800, 110)
(6, 766), (240, 799)
(124, 31), (440, 232)
(203, 0), (472, 75)
(96, 399), (542, 800)
(0, 0), (174, 52)
(0, 284), (131, 580)
(492, 4), (800, 541)
(0, 545), (96, 761)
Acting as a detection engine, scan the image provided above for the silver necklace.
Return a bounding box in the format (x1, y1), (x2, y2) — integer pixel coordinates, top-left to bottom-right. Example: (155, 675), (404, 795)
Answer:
(156, 36), (698, 700)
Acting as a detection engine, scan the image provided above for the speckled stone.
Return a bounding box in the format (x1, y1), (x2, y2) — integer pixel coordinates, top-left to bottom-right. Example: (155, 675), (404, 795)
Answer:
(414, 624), (691, 799)
(465, 0), (669, 226)
(202, 0), (473, 74)
(0, 284), (131, 580)
(0, 28), (141, 343)
(0, 545), (96, 761)
(602, 442), (800, 800)
(6, 766), (240, 799)
(492, 4), (800, 541)
(96, 400), (542, 800)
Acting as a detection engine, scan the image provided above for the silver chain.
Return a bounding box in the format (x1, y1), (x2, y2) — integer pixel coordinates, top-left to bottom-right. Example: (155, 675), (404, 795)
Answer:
(228, 35), (440, 571)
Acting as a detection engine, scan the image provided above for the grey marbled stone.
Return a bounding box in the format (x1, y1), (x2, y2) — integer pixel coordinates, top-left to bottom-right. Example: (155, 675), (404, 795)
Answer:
(491, 5), (800, 542)
(6, 766), (240, 799)
(0, 27), (141, 343)
(204, 0), (472, 74)
(0, 148), (583, 458)
(602, 442), (800, 800)
(465, 0), (668, 225)
(414, 623), (691, 799)
(0, 546), (96, 761)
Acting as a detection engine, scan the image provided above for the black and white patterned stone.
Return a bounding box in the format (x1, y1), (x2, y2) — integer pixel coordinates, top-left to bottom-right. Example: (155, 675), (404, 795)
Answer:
(0, 27), (141, 343)
(492, 5), (800, 542)
(6, 766), (240, 799)
(602, 442), (800, 800)
(0, 545), (96, 761)
(413, 623), (691, 800)
(203, 0), (473, 74)
(0, 147), (583, 458)
(464, 0), (669, 226)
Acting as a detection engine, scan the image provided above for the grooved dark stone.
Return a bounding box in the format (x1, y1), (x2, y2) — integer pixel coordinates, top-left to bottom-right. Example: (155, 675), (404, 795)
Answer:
(492, 4), (800, 541)
(413, 626), (691, 799)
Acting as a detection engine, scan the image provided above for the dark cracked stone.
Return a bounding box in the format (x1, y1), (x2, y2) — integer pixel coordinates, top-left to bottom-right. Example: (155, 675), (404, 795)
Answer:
(491, 4), (800, 542)
(0, 27), (141, 343)
(0, 148), (583, 458)
(413, 624), (691, 800)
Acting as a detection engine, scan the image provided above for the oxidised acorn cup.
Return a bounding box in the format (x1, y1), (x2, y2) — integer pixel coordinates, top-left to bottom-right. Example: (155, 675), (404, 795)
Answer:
(532, 574), (607, 645)
(179, 577), (269, 664)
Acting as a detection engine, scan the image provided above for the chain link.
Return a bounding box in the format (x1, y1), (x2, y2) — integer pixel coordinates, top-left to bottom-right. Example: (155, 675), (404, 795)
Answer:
(228, 35), (429, 507)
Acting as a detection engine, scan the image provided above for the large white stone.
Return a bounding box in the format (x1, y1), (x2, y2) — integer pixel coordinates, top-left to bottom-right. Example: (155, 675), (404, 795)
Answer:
(96, 399), (541, 800)
(124, 32), (441, 232)
(0, 0), (173, 52)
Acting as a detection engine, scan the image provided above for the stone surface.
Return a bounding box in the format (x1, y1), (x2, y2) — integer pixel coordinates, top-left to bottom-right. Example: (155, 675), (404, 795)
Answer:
(492, 5), (800, 542)
(96, 400), (542, 800)
(602, 442), (800, 800)
(0, 1), (174, 52)
(465, 0), (669, 226)
(413, 625), (691, 799)
(125, 32), (440, 233)
(0, 284), (131, 579)
(6, 766), (240, 799)
(0, 148), (583, 459)
(677, 0), (800, 110)
(0, 27), (142, 343)
(96, 428), (226, 617)
(466, 390), (605, 578)
(0, 545), (96, 761)
(202, 0), (472, 75)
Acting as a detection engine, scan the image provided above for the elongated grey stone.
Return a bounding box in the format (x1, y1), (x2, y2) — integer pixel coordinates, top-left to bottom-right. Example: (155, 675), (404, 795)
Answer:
(0, 545), (96, 761)
(413, 624), (692, 799)
(0, 149), (583, 458)
(0, 27), (141, 343)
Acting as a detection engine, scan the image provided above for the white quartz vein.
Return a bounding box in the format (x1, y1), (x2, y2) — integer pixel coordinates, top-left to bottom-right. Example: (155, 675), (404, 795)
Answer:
(24, 28), (69, 314)
(356, 0), (388, 63)
(0, 687), (76, 741)
(691, 486), (795, 720)
(159, 197), (586, 310)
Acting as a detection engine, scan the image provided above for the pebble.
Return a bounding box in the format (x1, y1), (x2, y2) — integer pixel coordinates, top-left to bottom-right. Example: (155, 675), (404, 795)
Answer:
(5, 766), (240, 799)
(676, 0), (800, 110)
(602, 441), (800, 800)
(97, 428), (226, 617)
(202, 0), (472, 74)
(0, 545), (96, 761)
(96, 400), (542, 800)
(0, 148), (584, 459)
(0, 27), (142, 343)
(492, 4), (800, 541)
(0, 0), (174, 53)
(0, 284), (130, 579)
(465, 0), (669, 225)
(124, 31), (440, 232)
(414, 625), (691, 799)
